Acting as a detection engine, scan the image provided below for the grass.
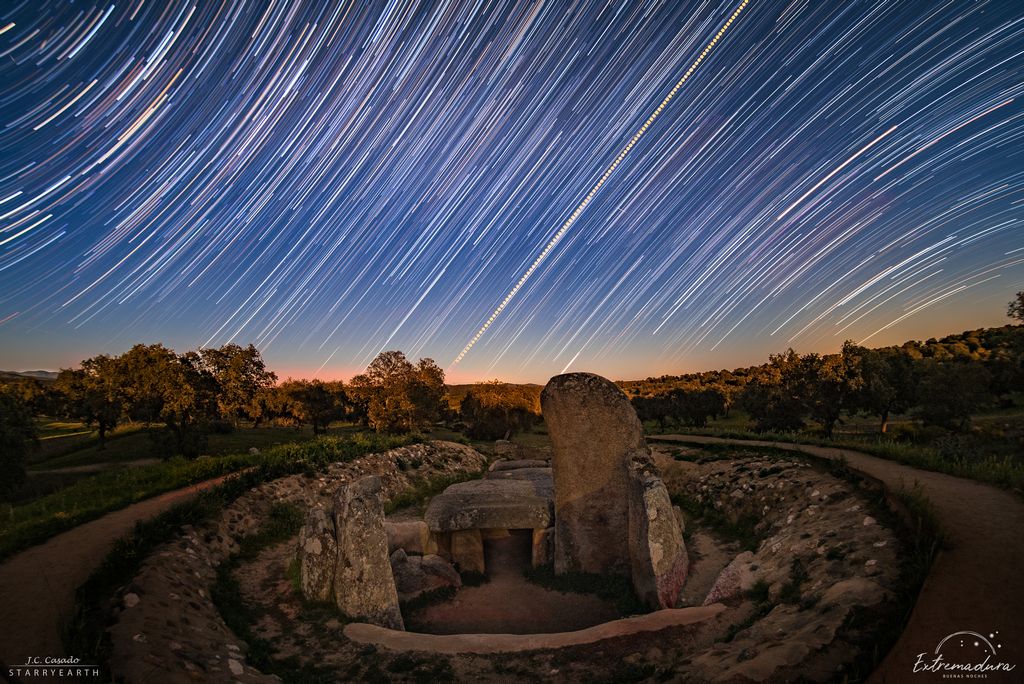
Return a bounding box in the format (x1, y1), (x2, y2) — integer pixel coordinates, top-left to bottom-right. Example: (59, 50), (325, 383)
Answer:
(384, 470), (484, 514)
(670, 487), (764, 553)
(0, 432), (416, 562)
(30, 425), (328, 470)
(523, 564), (647, 615)
(63, 432), (416, 682)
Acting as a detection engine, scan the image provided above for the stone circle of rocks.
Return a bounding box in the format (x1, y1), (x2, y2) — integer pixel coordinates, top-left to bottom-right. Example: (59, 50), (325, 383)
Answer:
(105, 441), (486, 683)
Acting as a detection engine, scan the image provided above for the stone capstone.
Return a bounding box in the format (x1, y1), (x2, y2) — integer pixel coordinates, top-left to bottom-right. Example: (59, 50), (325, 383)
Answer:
(424, 476), (553, 532)
(297, 507), (337, 602)
(541, 372), (650, 576)
(331, 476), (404, 630)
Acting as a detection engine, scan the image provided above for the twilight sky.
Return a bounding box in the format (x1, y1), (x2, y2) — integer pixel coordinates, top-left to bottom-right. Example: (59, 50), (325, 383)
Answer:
(0, 1), (1021, 383)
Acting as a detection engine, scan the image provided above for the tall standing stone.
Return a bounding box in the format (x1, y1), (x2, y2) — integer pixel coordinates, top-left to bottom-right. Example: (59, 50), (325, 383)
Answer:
(332, 476), (404, 630)
(628, 460), (689, 609)
(297, 507), (337, 602)
(541, 372), (648, 576)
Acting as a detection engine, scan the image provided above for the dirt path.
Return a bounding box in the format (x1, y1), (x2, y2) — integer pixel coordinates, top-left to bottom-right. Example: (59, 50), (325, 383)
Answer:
(0, 475), (232, 672)
(655, 434), (1024, 683)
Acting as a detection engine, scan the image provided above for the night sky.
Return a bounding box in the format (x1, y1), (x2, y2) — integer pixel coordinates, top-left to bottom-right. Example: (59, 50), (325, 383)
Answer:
(0, 1), (1021, 383)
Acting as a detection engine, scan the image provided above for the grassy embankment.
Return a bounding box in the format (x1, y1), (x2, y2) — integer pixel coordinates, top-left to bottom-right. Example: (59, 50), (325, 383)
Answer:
(0, 430), (415, 562)
(645, 405), (1024, 493)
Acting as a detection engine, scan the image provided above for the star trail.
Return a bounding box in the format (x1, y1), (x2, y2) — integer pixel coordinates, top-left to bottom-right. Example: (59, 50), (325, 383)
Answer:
(0, 0), (1021, 382)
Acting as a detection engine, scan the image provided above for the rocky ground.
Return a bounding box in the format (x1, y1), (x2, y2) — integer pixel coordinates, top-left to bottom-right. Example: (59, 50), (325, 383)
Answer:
(208, 444), (908, 682)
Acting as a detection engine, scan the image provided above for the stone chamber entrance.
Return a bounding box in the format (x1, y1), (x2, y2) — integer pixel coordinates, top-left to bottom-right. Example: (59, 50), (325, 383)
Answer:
(403, 529), (622, 635)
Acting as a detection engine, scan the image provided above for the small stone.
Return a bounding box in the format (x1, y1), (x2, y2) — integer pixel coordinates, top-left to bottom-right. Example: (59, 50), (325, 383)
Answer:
(862, 516), (877, 526)
(228, 659), (244, 675)
(123, 593), (140, 608)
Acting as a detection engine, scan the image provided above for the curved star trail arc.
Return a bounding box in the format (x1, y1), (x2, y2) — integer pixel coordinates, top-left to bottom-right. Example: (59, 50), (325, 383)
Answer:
(0, 0), (1022, 382)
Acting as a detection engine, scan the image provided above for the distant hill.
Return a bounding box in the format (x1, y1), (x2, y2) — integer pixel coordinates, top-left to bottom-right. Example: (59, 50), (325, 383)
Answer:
(0, 370), (58, 382)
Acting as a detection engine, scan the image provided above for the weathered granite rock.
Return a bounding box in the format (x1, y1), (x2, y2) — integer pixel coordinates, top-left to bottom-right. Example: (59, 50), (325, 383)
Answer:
(390, 549), (462, 600)
(297, 508), (337, 602)
(703, 553), (757, 606)
(628, 462), (688, 609)
(449, 529), (485, 573)
(385, 520), (433, 556)
(424, 476), (553, 532)
(541, 372), (649, 576)
(532, 527), (554, 568)
(332, 476), (404, 630)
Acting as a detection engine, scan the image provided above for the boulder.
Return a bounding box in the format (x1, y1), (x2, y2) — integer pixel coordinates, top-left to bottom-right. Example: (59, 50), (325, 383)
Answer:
(703, 551), (757, 605)
(332, 476), (404, 630)
(297, 507), (336, 602)
(385, 520), (434, 555)
(424, 476), (553, 532)
(390, 549), (462, 600)
(541, 372), (648, 576)
(628, 463), (689, 609)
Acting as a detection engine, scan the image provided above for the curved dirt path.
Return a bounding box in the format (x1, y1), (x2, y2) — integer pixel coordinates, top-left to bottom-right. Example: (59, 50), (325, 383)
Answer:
(655, 434), (1024, 683)
(0, 475), (232, 672)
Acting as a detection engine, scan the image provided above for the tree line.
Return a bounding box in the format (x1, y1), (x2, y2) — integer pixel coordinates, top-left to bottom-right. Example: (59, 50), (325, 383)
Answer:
(630, 293), (1024, 437)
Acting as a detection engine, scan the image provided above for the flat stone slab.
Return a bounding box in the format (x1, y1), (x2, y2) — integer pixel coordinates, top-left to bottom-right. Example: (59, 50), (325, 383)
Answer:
(490, 459), (549, 471)
(424, 476), (553, 532)
(344, 604), (725, 654)
(485, 467), (552, 483)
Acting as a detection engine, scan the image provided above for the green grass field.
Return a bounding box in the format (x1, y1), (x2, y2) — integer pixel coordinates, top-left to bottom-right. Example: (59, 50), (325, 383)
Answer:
(1, 431), (416, 562)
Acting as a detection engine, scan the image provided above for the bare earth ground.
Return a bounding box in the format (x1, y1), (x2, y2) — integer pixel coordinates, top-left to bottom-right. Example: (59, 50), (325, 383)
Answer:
(0, 475), (231, 672)
(655, 434), (1024, 683)
(405, 531), (620, 634)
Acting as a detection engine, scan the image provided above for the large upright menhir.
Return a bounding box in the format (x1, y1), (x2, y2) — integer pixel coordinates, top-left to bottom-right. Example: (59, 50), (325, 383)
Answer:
(541, 372), (647, 576)
(541, 372), (688, 608)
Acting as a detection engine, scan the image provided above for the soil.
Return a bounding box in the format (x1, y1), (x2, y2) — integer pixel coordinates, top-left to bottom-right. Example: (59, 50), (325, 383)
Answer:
(405, 531), (621, 634)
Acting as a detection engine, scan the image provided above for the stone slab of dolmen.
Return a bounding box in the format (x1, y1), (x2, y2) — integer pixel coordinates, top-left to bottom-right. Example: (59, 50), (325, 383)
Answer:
(298, 475), (403, 629)
(297, 508), (337, 603)
(333, 476), (404, 630)
(629, 461), (689, 609)
(490, 458), (549, 471)
(425, 472), (554, 573)
(541, 372), (687, 609)
(424, 475), (554, 532)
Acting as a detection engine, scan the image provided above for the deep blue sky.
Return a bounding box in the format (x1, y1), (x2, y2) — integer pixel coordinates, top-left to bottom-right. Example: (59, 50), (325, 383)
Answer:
(0, 1), (1021, 383)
